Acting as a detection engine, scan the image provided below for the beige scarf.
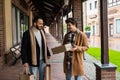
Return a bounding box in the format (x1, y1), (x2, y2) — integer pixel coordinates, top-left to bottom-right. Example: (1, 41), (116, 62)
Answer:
(29, 27), (48, 65)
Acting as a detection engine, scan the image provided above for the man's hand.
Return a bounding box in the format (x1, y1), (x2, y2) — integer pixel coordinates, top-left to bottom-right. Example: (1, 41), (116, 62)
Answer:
(23, 63), (30, 74)
(23, 63), (29, 68)
(47, 56), (51, 59)
(70, 45), (78, 51)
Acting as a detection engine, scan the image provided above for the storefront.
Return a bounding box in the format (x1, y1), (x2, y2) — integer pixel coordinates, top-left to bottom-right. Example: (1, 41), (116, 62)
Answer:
(0, 0), (31, 65)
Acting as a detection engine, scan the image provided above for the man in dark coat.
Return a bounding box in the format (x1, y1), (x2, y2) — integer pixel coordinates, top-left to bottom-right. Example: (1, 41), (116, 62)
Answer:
(21, 16), (51, 80)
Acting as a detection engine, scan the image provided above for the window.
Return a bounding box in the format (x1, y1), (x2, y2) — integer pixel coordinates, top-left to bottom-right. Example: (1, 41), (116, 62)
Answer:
(20, 13), (29, 38)
(12, 6), (17, 45)
(12, 6), (29, 45)
(95, 1), (97, 8)
(108, 0), (113, 7)
(116, 19), (120, 34)
(113, 0), (117, 6)
(90, 3), (92, 10)
(108, 0), (120, 7)
(117, 0), (120, 4)
(109, 24), (113, 36)
(113, 0), (117, 2)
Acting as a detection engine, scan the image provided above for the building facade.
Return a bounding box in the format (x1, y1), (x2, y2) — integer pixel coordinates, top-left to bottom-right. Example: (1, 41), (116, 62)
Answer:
(86, 0), (99, 36)
(108, 0), (120, 37)
(86, 0), (120, 37)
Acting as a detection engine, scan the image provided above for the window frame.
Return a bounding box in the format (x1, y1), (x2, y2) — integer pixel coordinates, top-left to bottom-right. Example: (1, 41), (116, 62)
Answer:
(116, 19), (120, 34)
(108, 0), (120, 7)
(12, 5), (29, 45)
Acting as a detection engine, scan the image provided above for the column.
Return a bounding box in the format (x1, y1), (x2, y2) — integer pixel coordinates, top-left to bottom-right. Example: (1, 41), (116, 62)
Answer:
(72, 0), (83, 30)
(94, 0), (117, 80)
(4, 0), (12, 52)
(0, 0), (5, 65)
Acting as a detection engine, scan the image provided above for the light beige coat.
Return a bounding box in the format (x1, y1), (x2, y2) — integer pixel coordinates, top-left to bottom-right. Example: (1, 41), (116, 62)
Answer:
(63, 30), (89, 76)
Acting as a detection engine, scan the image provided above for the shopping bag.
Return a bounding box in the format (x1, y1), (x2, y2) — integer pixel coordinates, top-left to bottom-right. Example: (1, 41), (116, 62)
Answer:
(19, 73), (34, 80)
(45, 64), (51, 80)
(19, 68), (34, 80)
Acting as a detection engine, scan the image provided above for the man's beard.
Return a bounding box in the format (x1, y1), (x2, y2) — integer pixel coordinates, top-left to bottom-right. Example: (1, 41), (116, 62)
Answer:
(36, 26), (43, 30)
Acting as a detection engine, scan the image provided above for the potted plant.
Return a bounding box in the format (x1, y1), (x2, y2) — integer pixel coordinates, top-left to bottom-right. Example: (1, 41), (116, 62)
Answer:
(85, 25), (91, 38)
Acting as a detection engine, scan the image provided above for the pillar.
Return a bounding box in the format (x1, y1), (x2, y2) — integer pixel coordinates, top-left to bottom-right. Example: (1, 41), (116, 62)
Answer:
(94, 0), (117, 80)
(0, 0), (5, 65)
(72, 0), (83, 30)
(4, 0), (12, 52)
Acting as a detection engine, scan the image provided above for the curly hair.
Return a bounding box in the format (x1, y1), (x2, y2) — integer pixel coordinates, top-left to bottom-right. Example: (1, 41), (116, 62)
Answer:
(65, 18), (77, 25)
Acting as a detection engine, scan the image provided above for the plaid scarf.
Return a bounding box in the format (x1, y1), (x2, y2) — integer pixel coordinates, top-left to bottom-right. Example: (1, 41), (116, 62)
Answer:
(66, 30), (78, 69)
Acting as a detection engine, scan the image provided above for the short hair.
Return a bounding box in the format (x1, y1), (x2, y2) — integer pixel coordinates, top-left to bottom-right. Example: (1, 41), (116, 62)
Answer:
(65, 18), (77, 25)
(33, 16), (43, 23)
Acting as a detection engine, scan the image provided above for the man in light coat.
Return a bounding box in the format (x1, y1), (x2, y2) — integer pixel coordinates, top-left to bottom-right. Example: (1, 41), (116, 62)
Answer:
(63, 18), (89, 80)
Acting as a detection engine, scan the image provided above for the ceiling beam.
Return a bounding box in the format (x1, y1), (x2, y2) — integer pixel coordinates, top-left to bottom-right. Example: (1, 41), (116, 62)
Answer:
(43, 1), (54, 8)
(44, 6), (53, 11)
(44, 0), (61, 8)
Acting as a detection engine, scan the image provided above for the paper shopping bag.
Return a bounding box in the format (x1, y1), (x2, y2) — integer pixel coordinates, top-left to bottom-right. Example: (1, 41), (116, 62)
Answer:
(19, 67), (34, 80)
(45, 64), (51, 80)
(19, 73), (34, 80)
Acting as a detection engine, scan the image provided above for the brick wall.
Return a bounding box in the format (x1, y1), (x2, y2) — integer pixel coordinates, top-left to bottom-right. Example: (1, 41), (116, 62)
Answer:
(95, 63), (117, 80)
(72, 0), (83, 30)
(0, 0), (5, 56)
(96, 68), (116, 80)
(101, 70), (116, 80)
(0, 0), (5, 65)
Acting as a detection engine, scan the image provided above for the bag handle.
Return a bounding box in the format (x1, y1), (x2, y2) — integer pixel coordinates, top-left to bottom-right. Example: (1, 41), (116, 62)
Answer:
(24, 67), (31, 75)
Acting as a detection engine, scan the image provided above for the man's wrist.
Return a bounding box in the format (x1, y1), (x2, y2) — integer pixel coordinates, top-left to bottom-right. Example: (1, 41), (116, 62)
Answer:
(23, 63), (29, 67)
